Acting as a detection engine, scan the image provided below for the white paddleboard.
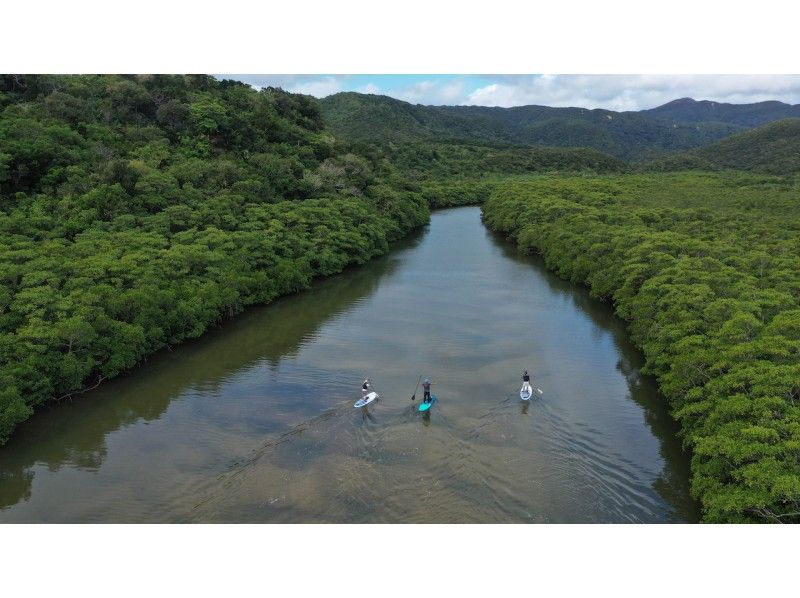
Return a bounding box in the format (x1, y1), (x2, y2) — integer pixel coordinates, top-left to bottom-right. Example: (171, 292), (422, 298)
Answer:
(354, 391), (378, 408)
(520, 386), (532, 401)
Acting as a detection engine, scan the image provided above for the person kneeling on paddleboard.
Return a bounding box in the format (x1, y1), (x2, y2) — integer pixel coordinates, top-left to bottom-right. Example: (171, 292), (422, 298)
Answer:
(422, 379), (434, 403)
(522, 370), (532, 394)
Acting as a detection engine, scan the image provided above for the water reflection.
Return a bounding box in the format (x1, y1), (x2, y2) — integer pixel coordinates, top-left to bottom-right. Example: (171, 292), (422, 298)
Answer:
(488, 225), (700, 522)
(0, 209), (699, 522)
(0, 230), (422, 512)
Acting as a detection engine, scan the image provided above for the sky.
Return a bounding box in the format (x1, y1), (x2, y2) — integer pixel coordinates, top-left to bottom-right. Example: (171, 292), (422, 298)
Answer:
(222, 74), (800, 111)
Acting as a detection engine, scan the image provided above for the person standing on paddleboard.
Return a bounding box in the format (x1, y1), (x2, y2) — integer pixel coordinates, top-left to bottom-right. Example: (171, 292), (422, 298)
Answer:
(422, 378), (434, 403)
(522, 370), (532, 394)
(361, 378), (371, 396)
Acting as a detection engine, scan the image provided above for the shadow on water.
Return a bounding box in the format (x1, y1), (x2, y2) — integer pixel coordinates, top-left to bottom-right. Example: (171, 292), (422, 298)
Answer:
(0, 229), (425, 511)
(487, 225), (701, 522)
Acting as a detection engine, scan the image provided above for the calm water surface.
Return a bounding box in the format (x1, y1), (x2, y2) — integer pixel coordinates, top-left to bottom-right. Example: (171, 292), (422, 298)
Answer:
(0, 207), (700, 522)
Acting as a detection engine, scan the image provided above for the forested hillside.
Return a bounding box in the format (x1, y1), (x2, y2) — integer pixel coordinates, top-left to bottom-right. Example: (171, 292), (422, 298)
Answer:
(483, 173), (800, 522)
(643, 97), (800, 127)
(0, 74), (428, 443)
(319, 92), (746, 160)
(3, 75), (799, 523)
(643, 118), (800, 175)
(436, 104), (740, 159)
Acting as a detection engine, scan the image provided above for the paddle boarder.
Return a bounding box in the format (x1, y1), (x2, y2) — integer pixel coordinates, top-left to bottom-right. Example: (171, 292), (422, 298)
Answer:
(422, 378), (435, 403)
(361, 378), (371, 396)
(522, 370), (532, 395)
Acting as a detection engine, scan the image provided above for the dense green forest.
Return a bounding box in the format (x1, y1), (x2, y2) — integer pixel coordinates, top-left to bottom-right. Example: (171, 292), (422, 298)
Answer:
(363, 141), (626, 208)
(2, 75), (799, 523)
(0, 74), (428, 443)
(482, 173), (800, 522)
(643, 118), (800, 175)
(318, 92), (797, 160)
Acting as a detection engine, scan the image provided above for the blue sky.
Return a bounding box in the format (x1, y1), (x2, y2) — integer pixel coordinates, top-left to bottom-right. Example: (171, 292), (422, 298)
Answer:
(222, 74), (800, 111)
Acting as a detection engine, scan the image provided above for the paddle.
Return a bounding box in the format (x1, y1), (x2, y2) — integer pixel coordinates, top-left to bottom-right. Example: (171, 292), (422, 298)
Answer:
(410, 375), (422, 401)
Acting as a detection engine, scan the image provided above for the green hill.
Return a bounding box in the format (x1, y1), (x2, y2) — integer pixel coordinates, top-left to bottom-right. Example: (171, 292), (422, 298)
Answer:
(317, 92), (505, 143)
(644, 118), (800, 175)
(643, 97), (800, 127)
(319, 92), (745, 160)
(438, 104), (742, 158)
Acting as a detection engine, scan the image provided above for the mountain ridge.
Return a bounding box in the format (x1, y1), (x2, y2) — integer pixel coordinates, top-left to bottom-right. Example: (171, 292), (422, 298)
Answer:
(643, 117), (800, 174)
(642, 97), (800, 127)
(319, 92), (795, 160)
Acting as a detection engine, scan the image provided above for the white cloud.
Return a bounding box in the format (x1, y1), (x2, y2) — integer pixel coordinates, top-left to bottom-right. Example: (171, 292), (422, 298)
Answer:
(288, 77), (345, 97)
(357, 83), (381, 95)
(434, 80), (468, 104)
(463, 75), (800, 110)
(380, 79), (469, 106)
(217, 74), (350, 96)
(393, 80), (437, 103)
(221, 74), (800, 111)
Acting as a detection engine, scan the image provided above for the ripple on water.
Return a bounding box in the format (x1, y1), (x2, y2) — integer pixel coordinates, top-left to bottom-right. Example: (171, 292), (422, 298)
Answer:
(0, 208), (698, 523)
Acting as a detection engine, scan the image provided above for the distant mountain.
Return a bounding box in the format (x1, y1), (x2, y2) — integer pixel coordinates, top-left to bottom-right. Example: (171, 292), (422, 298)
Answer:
(319, 93), (745, 160)
(643, 97), (800, 127)
(643, 118), (800, 175)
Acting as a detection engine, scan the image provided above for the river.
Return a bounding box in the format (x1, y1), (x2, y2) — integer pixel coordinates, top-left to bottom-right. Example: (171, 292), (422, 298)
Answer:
(0, 207), (700, 522)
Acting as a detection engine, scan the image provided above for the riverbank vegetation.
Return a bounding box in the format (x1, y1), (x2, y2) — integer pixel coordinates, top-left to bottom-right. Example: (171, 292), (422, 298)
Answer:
(358, 141), (626, 208)
(0, 75), (428, 443)
(3, 77), (799, 524)
(482, 172), (800, 522)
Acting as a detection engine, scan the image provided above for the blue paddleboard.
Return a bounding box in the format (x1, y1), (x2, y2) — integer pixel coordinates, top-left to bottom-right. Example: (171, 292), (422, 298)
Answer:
(418, 394), (437, 412)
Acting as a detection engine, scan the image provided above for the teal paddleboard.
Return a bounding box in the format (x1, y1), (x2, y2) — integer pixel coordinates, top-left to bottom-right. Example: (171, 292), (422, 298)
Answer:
(418, 394), (437, 412)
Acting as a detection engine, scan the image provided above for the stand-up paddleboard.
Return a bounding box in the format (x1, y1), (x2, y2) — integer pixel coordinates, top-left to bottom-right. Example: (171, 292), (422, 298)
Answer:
(520, 386), (532, 400)
(418, 394), (437, 412)
(354, 391), (378, 408)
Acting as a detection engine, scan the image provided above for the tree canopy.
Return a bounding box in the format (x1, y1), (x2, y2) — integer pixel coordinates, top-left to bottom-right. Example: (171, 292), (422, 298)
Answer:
(3, 75), (799, 524)
(0, 74), (428, 443)
(483, 172), (800, 522)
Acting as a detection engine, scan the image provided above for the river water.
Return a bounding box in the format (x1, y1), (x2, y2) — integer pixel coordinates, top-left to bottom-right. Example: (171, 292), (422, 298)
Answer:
(0, 207), (699, 523)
